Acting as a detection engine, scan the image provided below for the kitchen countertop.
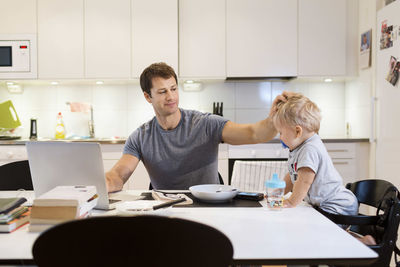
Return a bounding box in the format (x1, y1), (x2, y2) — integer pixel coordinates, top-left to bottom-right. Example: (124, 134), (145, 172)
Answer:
(0, 137), (369, 145)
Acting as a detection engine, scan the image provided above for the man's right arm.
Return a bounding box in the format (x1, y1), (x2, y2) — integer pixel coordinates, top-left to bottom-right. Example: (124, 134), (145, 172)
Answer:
(105, 154), (139, 192)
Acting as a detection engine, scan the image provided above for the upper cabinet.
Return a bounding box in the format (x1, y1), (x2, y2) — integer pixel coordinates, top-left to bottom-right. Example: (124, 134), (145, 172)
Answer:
(85, 0), (131, 79)
(0, 0), (36, 34)
(226, 0), (297, 77)
(179, 0), (225, 78)
(131, 0), (178, 78)
(38, 0), (84, 79)
(298, 0), (346, 76)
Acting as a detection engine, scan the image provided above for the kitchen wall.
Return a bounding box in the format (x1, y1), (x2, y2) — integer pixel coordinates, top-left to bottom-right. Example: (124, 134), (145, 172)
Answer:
(0, 80), (347, 139)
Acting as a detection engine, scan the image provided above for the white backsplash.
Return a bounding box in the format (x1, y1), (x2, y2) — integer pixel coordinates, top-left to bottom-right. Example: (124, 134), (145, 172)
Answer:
(0, 80), (354, 139)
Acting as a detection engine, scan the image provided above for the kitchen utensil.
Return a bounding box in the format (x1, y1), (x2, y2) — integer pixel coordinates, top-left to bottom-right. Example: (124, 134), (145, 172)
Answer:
(30, 118), (37, 139)
(0, 100), (21, 129)
(189, 184), (238, 203)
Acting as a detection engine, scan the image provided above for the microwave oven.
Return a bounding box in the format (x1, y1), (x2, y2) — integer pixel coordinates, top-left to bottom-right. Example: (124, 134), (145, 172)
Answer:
(0, 34), (37, 79)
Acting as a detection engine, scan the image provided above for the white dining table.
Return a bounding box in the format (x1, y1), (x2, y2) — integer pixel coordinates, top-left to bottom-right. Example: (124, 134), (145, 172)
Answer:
(0, 190), (378, 266)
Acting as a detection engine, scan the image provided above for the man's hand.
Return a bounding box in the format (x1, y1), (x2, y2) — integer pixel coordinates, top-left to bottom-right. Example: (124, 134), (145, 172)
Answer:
(269, 91), (295, 117)
(105, 154), (139, 192)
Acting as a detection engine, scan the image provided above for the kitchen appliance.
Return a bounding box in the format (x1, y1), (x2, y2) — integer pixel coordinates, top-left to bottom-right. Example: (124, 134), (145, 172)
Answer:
(376, 2), (400, 189)
(0, 34), (37, 79)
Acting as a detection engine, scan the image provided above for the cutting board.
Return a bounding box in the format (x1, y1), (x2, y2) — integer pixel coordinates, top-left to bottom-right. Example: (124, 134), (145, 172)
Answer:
(0, 100), (21, 129)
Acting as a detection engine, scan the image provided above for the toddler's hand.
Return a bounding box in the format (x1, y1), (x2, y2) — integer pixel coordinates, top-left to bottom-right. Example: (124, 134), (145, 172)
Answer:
(283, 199), (294, 208)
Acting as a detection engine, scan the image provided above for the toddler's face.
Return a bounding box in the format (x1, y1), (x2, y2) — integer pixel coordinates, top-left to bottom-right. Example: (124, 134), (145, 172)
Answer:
(274, 121), (299, 150)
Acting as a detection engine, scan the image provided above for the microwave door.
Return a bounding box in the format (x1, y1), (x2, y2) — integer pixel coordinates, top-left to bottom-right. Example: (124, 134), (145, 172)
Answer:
(0, 46), (12, 67)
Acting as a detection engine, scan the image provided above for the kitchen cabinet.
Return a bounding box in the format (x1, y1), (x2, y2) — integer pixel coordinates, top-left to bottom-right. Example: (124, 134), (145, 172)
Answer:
(298, 0), (346, 76)
(325, 142), (369, 186)
(179, 0), (225, 78)
(226, 0), (297, 77)
(101, 144), (150, 190)
(37, 0), (84, 79)
(131, 0), (178, 78)
(0, 145), (27, 166)
(85, 0), (131, 79)
(0, 0), (36, 34)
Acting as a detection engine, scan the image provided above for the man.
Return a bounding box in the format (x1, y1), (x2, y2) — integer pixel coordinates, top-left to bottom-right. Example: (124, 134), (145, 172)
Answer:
(106, 62), (285, 191)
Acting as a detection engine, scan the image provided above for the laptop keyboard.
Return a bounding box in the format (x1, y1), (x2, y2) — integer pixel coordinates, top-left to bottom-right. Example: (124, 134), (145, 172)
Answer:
(109, 199), (121, 204)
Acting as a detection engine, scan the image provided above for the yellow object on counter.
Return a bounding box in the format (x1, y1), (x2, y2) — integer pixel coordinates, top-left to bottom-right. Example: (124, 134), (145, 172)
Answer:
(55, 112), (65, 139)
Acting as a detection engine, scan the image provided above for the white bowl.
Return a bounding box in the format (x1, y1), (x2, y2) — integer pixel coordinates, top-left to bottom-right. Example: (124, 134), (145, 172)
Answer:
(189, 184), (238, 203)
(115, 200), (172, 216)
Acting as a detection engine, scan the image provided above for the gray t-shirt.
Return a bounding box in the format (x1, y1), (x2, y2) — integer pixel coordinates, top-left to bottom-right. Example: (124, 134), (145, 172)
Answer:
(288, 134), (358, 215)
(123, 109), (228, 189)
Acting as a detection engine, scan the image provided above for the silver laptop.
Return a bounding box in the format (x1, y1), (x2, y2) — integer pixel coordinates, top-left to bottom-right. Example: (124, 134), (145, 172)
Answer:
(26, 141), (121, 210)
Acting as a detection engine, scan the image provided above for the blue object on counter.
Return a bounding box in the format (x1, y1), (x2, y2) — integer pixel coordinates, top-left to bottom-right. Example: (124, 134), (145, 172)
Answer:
(280, 140), (289, 149)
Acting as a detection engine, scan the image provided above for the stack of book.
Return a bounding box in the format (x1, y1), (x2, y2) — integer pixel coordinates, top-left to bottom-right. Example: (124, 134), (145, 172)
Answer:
(29, 185), (98, 232)
(0, 197), (30, 233)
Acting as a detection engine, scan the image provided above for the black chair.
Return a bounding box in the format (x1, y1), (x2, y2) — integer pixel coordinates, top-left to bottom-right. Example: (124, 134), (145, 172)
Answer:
(316, 179), (400, 267)
(149, 172), (225, 190)
(32, 215), (234, 267)
(0, 160), (33, 190)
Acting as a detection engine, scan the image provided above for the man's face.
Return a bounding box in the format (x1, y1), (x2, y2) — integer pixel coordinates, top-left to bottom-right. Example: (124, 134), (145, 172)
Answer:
(144, 76), (179, 116)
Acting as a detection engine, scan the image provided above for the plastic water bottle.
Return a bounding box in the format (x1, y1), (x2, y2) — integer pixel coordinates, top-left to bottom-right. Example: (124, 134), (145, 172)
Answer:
(55, 112), (66, 139)
(265, 173), (286, 210)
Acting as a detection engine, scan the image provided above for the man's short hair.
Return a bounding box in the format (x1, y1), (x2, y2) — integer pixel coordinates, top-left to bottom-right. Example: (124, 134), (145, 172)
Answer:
(273, 92), (321, 133)
(140, 62), (178, 96)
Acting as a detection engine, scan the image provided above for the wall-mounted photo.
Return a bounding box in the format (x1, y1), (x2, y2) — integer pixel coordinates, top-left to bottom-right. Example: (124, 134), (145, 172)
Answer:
(360, 30), (372, 69)
(386, 56), (400, 86)
(380, 21), (394, 50)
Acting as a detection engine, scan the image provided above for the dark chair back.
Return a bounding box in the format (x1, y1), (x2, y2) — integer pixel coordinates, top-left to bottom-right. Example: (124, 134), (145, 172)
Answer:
(32, 215), (234, 267)
(0, 160), (33, 190)
(316, 179), (400, 267)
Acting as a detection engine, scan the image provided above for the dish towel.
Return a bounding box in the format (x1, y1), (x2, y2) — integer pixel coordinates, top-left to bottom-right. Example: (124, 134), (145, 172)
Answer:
(151, 191), (193, 205)
(231, 160), (288, 192)
(68, 102), (92, 113)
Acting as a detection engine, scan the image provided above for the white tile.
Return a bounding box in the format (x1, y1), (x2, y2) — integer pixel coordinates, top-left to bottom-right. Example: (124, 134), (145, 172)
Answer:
(222, 108), (235, 122)
(179, 86), (200, 110)
(308, 82), (345, 109)
(21, 85), (58, 110)
(93, 84), (128, 110)
(57, 85), (93, 109)
(235, 82), (271, 109)
(93, 109), (127, 138)
(199, 81), (235, 109)
(127, 108), (156, 135)
(319, 107), (346, 138)
(127, 84), (150, 110)
(235, 108), (270, 124)
(345, 105), (370, 138)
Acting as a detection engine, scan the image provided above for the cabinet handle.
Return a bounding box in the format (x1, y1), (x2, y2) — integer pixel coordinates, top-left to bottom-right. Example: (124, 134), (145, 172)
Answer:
(328, 149), (348, 153)
(333, 161), (349, 165)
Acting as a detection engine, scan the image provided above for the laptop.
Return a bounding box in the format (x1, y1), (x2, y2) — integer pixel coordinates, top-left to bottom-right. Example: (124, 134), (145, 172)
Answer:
(26, 141), (121, 210)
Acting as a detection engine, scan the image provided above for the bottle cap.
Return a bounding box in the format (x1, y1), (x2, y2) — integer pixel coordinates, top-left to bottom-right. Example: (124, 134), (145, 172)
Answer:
(265, 173), (286, 188)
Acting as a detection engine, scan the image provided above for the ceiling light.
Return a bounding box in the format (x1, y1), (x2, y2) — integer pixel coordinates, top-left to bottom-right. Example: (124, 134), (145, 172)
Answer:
(6, 81), (14, 86)
(185, 80), (194, 84)
(96, 81), (104, 85)
(324, 78), (332, 83)
(51, 81), (59, 85)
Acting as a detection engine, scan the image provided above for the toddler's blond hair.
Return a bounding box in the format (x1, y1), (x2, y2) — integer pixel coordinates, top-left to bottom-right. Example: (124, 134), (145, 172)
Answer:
(273, 92), (321, 133)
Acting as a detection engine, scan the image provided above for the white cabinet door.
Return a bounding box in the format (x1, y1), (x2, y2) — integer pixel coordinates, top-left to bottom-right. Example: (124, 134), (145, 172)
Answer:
(226, 0), (297, 77)
(37, 0), (84, 79)
(179, 0), (225, 78)
(298, 0), (346, 76)
(85, 0), (131, 78)
(131, 0), (178, 78)
(0, 0), (36, 34)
